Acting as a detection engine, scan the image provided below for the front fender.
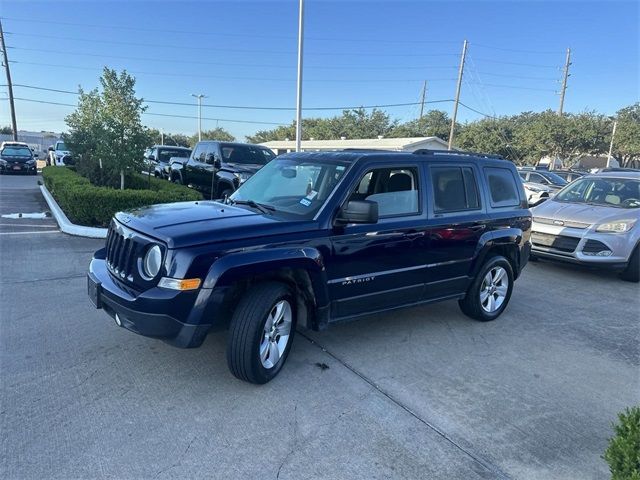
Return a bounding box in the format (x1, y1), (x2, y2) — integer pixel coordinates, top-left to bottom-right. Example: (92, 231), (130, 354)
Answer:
(202, 247), (330, 307)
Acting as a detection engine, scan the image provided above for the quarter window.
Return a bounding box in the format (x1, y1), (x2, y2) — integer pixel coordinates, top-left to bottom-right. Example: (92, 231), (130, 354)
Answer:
(431, 166), (481, 213)
(484, 167), (520, 207)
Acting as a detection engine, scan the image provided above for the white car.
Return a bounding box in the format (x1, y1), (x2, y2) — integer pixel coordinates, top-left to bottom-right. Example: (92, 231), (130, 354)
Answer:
(48, 140), (71, 166)
(522, 180), (552, 206)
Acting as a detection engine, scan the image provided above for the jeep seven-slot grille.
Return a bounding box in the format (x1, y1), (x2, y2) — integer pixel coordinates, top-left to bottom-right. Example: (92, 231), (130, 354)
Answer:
(531, 232), (580, 253)
(105, 227), (141, 280)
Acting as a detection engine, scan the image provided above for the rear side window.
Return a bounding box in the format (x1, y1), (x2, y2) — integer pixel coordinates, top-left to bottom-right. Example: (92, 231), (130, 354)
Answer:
(431, 166), (481, 213)
(484, 167), (520, 207)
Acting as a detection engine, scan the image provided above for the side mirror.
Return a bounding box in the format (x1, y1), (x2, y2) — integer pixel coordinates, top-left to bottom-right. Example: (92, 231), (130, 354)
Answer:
(47, 146), (54, 152)
(336, 200), (378, 225)
(214, 158), (222, 170)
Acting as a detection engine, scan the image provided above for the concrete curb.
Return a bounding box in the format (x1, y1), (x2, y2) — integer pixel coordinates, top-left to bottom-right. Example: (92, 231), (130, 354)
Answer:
(40, 184), (108, 239)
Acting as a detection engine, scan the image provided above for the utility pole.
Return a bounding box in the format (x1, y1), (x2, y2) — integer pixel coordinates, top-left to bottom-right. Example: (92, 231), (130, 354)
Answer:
(0, 20), (18, 141)
(295, 0), (305, 152)
(448, 39), (467, 150)
(558, 47), (571, 115)
(160, 128), (164, 145)
(191, 94), (206, 141)
(607, 120), (617, 168)
(419, 80), (427, 120)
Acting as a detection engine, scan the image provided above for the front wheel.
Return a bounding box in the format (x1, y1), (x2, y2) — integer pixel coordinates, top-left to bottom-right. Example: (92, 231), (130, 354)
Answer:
(227, 282), (296, 384)
(620, 246), (640, 283)
(171, 174), (183, 185)
(459, 255), (514, 322)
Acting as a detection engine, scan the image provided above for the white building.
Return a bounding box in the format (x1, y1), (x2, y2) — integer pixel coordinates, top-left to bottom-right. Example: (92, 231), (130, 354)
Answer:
(260, 136), (449, 155)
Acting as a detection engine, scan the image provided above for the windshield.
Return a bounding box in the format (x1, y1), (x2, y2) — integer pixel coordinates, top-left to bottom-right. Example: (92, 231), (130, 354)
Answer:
(555, 177), (640, 208)
(1, 146), (32, 157)
(159, 149), (190, 163)
(56, 142), (68, 151)
(220, 144), (274, 165)
(229, 157), (349, 219)
(541, 172), (568, 186)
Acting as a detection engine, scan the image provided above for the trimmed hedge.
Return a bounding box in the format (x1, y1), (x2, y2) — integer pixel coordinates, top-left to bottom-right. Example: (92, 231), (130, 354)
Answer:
(604, 406), (640, 480)
(42, 166), (202, 227)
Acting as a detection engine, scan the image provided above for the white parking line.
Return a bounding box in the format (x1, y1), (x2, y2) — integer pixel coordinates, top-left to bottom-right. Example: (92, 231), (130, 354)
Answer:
(0, 230), (59, 235)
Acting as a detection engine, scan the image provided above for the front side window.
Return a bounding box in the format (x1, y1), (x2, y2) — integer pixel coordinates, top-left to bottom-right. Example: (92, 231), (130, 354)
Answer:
(192, 144), (207, 162)
(528, 172), (547, 184)
(348, 167), (420, 217)
(431, 166), (481, 213)
(230, 158), (349, 219)
(484, 167), (520, 207)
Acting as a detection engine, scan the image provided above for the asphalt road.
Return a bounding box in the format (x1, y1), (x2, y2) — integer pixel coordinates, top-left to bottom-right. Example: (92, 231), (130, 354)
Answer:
(1, 174), (638, 479)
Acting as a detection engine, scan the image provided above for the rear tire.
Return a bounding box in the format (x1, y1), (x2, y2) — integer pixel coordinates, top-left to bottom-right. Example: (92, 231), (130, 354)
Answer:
(171, 174), (183, 185)
(227, 282), (296, 384)
(459, 255), (514, 322)
(620, 246), (640, 283)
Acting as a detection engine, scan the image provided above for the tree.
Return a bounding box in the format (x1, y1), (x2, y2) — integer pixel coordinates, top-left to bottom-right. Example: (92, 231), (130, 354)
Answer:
(65, 68), (149, 189)
(612, 103), (640, 168)
(146, 128), (191, 147)
(391, 110), (454, 140)
(0, 125), (12, 135)
(190, 127), (235, 145)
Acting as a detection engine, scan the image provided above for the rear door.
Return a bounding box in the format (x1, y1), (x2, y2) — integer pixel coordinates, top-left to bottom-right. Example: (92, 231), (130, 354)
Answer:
(422, 163), (488, 298)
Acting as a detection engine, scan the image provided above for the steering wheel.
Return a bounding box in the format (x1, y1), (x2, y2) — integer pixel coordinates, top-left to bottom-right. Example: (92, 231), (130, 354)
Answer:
(620, 198), (640, 207)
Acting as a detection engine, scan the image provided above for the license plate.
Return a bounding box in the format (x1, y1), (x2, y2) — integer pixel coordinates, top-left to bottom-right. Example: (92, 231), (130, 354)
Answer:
(87, 275), (102, 309)
(12, 165), (21, 171)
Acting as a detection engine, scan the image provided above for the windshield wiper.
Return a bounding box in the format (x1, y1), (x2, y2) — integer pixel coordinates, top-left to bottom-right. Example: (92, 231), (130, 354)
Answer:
(230, 199), (276, 214)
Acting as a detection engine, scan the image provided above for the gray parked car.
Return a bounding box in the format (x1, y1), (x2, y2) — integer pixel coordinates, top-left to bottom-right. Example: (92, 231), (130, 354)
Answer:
(530, 171), (640, 281)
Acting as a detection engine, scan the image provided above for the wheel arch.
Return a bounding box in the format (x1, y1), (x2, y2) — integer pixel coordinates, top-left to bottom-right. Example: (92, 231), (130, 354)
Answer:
(471, 229), (523, 280)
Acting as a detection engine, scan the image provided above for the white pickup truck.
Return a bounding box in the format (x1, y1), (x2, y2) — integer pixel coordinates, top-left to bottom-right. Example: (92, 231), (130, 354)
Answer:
(47, 140), (71, 166)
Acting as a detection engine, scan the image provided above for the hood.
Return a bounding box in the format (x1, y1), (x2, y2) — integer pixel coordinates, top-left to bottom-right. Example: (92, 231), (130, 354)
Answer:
(531, 199), (640, 226)
(116, 201), (318, 249)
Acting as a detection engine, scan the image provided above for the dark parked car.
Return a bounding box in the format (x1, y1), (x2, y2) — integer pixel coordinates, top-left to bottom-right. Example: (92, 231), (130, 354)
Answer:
(88, 150), (532, 383)
(143, 145), (192, 179)
(517, 168), (568, 194)
(169, 141), (275, 199)
(553, 170), (585, 183)
(0, 145), (37, 175)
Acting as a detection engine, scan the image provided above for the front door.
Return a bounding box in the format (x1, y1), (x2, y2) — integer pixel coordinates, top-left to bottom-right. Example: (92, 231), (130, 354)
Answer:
(326, 164), (429, 319)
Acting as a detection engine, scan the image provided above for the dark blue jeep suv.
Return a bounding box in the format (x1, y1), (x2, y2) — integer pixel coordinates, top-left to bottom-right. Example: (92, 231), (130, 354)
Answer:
(88, 150), (532, 383)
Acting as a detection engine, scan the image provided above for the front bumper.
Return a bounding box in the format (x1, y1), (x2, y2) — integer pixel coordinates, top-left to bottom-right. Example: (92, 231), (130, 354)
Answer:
(531, 221), (633, 269)
(88, 257), (212, 348)
(0, 162), (36, 173)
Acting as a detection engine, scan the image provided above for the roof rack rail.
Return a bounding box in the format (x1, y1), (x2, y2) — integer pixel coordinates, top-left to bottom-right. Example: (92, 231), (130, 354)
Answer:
(412, 149), (505, 160)
(341, 148), (397, 153)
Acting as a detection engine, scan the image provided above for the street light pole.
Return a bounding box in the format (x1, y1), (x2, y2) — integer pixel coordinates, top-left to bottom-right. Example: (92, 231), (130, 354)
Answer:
(191, 94), (206, 141)
(607, 120), (617, 168)
(295, 0), (305, 152)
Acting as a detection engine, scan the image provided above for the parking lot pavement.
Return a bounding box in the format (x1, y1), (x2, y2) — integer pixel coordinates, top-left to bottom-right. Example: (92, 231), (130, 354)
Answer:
(0, 173), (58, 235)
(1, 176), (638, 479)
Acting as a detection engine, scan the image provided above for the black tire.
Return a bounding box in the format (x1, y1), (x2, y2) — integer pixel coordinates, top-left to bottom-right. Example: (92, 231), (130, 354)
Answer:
(528, 253), (539, 262)
(227, 282), (296, 384)
(620, 246), (640, 283)
(171, 173), (183, 185)
(458, 255), (514, 322)
(219, 188), (233, 200)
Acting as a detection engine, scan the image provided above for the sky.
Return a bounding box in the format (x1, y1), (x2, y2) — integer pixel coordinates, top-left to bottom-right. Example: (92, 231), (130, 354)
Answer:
(1, 0), (638, 141)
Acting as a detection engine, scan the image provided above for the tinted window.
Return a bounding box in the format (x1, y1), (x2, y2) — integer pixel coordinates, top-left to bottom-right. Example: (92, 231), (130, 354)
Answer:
(350, 167), (419, 217)
(221, 144), (270, 165)
(431, 166), (481, 213)
(528, 172), (547, 184)
(192, 144), (207, 162)
(158, 149), (190, 163)
(484, 167), (520, 207)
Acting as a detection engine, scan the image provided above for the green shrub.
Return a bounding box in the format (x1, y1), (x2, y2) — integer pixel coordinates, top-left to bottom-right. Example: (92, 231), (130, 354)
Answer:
(604, 406), (640, 480)
(42, 166), (202, 227)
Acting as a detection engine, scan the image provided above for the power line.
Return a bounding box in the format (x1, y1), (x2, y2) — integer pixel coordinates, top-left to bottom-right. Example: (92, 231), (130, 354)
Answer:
(465, 81), (556, 92)
(5, 31), (461, 58)
(457, 101), (495, 118)
(10, 60), (456, 83)
(8, 83), (456, 111)
(474, 71), (558, 81)
(9, 46), (460, 71)
(471, 57), (560, 69)
(470, 43), (564, 55)
(1, 16), (460, 45)
(12, 97), (289, 125)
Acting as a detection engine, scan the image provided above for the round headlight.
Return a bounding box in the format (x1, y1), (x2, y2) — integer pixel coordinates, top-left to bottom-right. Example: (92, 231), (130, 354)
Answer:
(142, 245), (162, 278)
